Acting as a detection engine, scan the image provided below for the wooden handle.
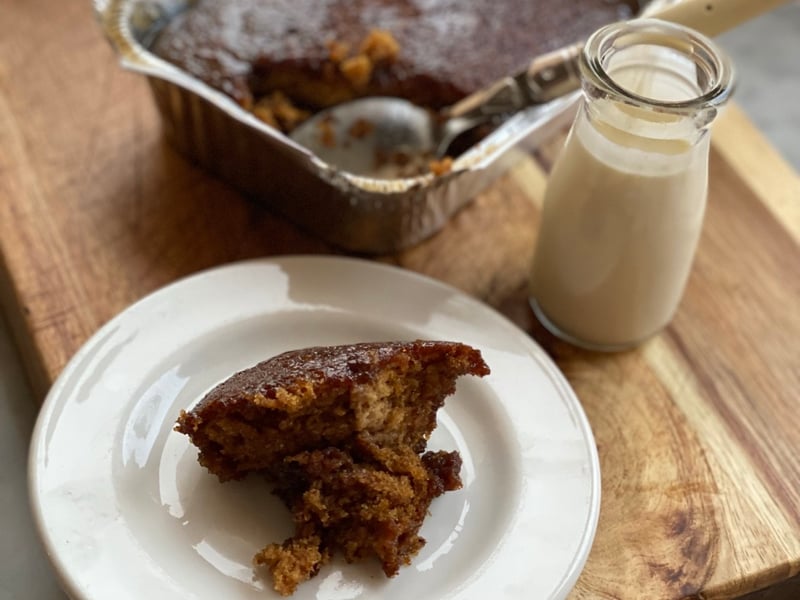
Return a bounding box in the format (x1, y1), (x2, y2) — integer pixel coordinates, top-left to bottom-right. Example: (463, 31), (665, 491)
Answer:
(451, 0), (790, 118)
(522, 0), (790, 101)
(649, 0), (793, 38)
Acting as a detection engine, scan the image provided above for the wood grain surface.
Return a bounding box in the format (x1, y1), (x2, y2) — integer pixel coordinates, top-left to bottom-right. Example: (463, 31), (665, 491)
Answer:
(1, 1), (799, 598)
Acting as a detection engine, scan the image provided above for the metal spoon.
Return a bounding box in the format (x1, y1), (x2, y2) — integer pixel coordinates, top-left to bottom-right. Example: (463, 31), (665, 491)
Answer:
(290, 0), (786, 178)
(290, 42), (582, 178)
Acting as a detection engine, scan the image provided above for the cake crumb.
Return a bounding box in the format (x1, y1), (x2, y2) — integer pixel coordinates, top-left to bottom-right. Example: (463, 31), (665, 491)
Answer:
(339, 54), (373, 88)
(325, 39), (351, 64)
(253, 91), (311, 132)
(359, 29), (400, 64)
(337, 29), (400, 89)
(254, 536), (329, 597)
(317, 116), (337, 147)
(348, 118), (374, 139)
(429, 156), (454, 176)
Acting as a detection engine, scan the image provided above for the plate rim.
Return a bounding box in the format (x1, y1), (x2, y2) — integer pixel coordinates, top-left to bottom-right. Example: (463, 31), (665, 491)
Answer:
(28, 255), (601, 600)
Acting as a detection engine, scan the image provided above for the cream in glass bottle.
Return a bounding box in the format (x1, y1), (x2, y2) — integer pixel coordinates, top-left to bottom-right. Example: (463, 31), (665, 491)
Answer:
(529, 19), (734, 351)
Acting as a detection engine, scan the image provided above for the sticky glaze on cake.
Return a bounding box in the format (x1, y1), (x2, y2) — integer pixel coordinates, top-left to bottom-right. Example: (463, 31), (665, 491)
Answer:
(152, 0), (640, 120)
(175, 340), (490, 595)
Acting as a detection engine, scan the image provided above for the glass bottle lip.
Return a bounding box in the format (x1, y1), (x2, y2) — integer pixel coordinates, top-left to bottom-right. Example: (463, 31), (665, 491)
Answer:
(580, 18), (735, 116)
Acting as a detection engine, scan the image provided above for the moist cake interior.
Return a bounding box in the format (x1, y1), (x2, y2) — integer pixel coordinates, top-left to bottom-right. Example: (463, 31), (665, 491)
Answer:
(175, 340), (490, 595)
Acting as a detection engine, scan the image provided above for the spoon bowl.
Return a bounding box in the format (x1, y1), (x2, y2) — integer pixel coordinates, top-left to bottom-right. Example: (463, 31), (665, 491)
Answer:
(290, 97), (436, 178)
(290, 39), (587, 179)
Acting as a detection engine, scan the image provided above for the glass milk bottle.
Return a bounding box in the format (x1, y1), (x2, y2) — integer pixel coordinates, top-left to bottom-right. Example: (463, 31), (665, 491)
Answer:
(529, 19), (734, 351)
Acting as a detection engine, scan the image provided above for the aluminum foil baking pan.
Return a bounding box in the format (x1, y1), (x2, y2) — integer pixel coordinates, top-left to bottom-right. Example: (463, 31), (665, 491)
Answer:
(94, 0), (646, 253)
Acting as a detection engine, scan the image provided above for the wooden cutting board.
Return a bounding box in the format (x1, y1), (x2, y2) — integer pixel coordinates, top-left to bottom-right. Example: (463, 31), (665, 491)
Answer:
(1, 1), (799, 598)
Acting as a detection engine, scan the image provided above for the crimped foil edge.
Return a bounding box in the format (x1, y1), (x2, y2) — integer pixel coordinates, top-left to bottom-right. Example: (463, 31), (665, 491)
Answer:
(94, 0), (583, 252)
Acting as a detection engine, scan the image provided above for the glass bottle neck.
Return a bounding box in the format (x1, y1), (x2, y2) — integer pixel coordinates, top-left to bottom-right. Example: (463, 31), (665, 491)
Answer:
(579, 18), (734, 148)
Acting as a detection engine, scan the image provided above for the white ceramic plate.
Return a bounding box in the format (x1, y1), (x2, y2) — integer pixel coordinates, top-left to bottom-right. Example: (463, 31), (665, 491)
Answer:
(30, 256), (600, 600)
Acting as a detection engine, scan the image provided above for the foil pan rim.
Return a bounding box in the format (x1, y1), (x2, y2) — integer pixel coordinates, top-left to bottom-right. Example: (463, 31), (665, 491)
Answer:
(92, 0), (579, 195)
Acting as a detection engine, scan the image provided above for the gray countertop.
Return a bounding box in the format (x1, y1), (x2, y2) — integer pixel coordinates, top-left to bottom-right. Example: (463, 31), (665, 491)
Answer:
(2, 4), (798, 599)
(0, 315), (66, 598)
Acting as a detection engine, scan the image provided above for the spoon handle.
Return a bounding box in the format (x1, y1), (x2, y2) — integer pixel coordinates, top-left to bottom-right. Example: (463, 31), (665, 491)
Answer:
(521, 0), (791, 104)
(522, 43), (584, 105)
(446, 0), (791, 123)
(645, 0), (791, 38)
(442, 76), (529, 122)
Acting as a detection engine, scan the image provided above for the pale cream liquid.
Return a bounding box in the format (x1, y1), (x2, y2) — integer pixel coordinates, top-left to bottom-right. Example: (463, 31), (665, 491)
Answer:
(530, 58), (709, 348)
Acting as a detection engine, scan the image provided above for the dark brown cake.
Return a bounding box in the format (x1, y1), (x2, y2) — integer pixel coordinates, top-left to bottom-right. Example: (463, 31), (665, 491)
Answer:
(176, 340), (490, 595)
(152, 0), (639, 120)
(256, 442), (463, 594)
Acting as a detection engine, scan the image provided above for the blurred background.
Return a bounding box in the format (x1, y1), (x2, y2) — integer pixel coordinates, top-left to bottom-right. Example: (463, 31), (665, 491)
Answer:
(718, 2), (800, 168)
(1, 3), (799, 597)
